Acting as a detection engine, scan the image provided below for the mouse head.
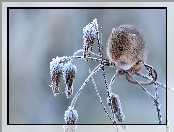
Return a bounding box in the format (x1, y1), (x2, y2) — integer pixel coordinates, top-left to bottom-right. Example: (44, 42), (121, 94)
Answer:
(107, 24), (147, 70)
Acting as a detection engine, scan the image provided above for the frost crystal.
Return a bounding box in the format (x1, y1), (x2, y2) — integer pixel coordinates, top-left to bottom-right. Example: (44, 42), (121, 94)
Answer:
(83, 18), (98, 60)
(63, 61), (77, 98)
(50, 56), (63, 97)
(64, 106), (78, 124)
(107, 93), (125, 122)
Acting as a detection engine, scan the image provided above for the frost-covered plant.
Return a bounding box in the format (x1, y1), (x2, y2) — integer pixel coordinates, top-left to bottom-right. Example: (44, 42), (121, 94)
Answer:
(63, 61), (77, 98)
(49, 19), (167, 126)
(50, 56), (63, 97)
(64, 106), (78, 124)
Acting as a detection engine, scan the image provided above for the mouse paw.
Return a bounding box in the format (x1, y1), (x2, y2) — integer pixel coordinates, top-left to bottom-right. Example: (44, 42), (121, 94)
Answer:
(127, 67), (136, 75)
(116, 69), (125, 76)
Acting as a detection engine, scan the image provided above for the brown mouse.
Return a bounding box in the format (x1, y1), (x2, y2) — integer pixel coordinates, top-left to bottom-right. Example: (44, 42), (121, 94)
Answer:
(106, 24), (155, 85)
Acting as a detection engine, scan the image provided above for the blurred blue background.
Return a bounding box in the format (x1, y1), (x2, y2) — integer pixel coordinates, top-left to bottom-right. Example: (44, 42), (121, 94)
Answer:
(9, 9), (166, 124)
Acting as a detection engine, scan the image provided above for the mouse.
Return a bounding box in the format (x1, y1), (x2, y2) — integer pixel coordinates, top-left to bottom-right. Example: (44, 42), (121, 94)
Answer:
(106, 24), (154, 85)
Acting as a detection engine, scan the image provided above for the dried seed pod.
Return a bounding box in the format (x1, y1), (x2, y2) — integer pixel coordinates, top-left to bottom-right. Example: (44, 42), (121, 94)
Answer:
(83, 18), (98, 60)
(64, 106), (78, 124)
(107, 93), (125, 122)
(50, 56), (63, 97)
(63, 61), (77, 98)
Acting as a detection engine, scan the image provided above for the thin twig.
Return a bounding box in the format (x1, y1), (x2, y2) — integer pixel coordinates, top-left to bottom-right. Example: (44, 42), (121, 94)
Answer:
(97, 29), (102, 59)
(101, 66), (110, 97)
(73, 49), (84, 56)
(136, 72), (166, 90)
(70, 64), (102, 108)
(126, 63), (157, 85)
(126, 73), (162, 124)
(109, 74), (117, 93)
(101, 66), (121, 123)
(89, 50), (101, 58)
(89, 68), (115, 124)
(126, 73), (155, 100)
(101, 27), (104, 64)
(154, 84), (162, 124)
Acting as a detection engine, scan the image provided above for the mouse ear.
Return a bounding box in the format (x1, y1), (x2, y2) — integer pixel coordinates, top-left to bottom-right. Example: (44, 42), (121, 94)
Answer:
(130, 34), (137, 41)
(112, 28), (116, 33)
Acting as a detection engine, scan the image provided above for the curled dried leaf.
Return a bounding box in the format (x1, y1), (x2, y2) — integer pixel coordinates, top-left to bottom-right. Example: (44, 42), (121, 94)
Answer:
(63, 61), (77, 98)
(83, 18), (98, 60)
(107, 93), (125, 122)
(50, 56), (63, 97)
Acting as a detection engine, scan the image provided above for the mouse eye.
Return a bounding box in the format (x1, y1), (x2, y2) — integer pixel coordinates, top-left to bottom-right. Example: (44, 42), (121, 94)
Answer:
(119, 46), (123, 51)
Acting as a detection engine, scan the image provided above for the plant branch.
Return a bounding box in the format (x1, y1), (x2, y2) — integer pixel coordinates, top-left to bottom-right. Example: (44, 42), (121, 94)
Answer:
(126, 72), (162, 124)
(89, 68), (115, 124)
(136, 72), (166, 90)
(70, 64), (102, 108)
